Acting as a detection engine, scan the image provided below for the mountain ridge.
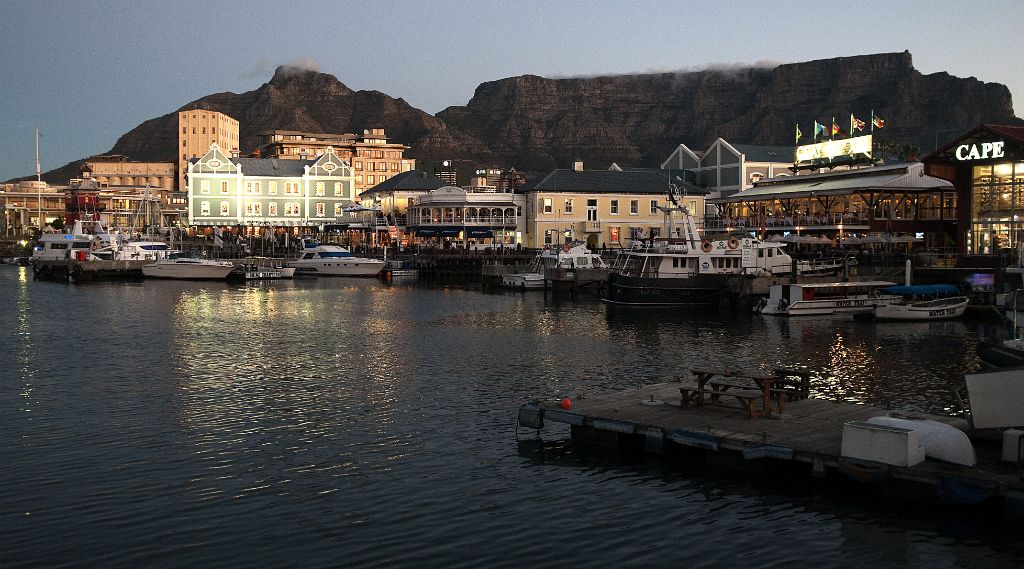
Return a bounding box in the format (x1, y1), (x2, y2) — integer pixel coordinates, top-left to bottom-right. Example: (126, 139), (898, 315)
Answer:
(27, 51), (1020, 186)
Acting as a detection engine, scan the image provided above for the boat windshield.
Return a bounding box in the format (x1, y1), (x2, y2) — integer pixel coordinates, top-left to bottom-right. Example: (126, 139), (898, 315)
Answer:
(315, 251), (354, 258)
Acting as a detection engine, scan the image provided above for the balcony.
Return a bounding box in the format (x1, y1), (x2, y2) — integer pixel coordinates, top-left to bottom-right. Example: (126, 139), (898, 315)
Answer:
(582, 220), (602, 233)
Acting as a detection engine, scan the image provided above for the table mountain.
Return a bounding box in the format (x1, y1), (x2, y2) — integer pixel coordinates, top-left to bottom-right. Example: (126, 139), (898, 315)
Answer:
(33, 51), (1019, 185)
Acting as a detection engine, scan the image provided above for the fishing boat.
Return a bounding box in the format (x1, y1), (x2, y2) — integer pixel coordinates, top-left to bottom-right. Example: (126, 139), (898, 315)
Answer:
(286, 243), (385, 277)
(502, 243), (607, 290)
(602, 204), (841, 305)
(872, 284), (968, 321)
(141, 255), (238, 280)
(759, 280), (901, 316)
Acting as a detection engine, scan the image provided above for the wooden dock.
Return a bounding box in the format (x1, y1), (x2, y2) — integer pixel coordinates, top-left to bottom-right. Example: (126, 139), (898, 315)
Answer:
(519, 381), (1024, 518)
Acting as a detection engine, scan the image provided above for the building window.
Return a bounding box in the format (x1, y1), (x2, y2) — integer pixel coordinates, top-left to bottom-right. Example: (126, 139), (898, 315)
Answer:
(750, 172), (764, 183)
(544, 230), (554, 245)
(268, 181), (277, 195)
(220, 201), (230, 216)
(378, 162), (386, 171)
(334, 203), (343, 217)
(268, 202), (278, 216)
(182, 140), (187, 147)
(316, 182), (325, 196)
(200, 201), (210, 216)
(212, 127), (216, 135)
(355, 161), (362, 171)
(316, 203), (326, 217)
(630, 200), (639, 215)
(379, 175), (387, 183)
(367, 175), (375, 185)
(543, 198), (553, 214)
(564, 199), (573, 214)
(200, 180), (210, 194)
(355, 175), (362, 184)
(182, 127), (186, 134)
(333, 182), (342, 197)
(610, 200), (619, 215)
(651, 200), (659, 215)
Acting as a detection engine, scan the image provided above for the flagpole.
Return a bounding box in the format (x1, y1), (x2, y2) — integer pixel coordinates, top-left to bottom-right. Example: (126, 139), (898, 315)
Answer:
(36, 128), (42, 230)
(870, 109), (875, 133)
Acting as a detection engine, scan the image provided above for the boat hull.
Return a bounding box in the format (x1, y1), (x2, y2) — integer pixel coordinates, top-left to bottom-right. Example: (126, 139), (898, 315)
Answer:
(142, 261), (236, 280)
(288, 260), (385, 277)
(602, 273), (728, 306)
(977, 340), (1024, 368)
(501, 273), (544, 289)
(873, 297), (968, 321)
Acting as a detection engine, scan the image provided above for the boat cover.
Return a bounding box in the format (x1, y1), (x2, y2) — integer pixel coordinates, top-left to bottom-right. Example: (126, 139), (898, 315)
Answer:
(880, 284), (961, 296)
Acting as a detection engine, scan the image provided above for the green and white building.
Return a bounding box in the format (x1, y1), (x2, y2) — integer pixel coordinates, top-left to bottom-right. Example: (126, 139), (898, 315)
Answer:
(187, 143), (356, 228)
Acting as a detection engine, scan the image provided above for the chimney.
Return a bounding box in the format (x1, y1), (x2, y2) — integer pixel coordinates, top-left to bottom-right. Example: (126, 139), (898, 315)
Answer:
(573, 158), (584, 172)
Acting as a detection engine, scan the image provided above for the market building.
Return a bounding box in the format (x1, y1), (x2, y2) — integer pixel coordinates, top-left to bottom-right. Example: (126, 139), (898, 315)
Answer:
(924, 124), (1024, 255)
(186, 143), (357, 232)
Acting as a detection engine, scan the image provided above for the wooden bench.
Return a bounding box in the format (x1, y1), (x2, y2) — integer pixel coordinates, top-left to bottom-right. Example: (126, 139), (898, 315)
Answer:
(707, 379), (770, 418)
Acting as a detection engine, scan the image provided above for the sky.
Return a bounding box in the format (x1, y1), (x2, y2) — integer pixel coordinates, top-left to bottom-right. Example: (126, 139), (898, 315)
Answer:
(2, 0), (1021, 182)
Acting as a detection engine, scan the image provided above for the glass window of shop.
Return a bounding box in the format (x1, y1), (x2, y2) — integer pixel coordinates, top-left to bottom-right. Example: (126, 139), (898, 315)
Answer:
(970, 162), (1024, 253)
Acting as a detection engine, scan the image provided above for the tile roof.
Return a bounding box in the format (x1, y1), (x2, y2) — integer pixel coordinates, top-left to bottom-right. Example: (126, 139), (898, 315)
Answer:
(521, 168), (707, 196)
(360, 170), (447, 196)
(232, 158), (310, 177)
(730, 144), (795, 163)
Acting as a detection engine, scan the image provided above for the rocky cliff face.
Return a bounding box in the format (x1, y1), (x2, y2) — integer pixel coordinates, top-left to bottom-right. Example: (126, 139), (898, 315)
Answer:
(438, 51), (1018, 173)
(37, 52), (1019, 184)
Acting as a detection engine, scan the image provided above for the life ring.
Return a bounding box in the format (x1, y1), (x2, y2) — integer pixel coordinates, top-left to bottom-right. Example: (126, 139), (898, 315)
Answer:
(728, 237), (739, 250)
(701, 240), (712, 253)
(562, 243), (570, 253)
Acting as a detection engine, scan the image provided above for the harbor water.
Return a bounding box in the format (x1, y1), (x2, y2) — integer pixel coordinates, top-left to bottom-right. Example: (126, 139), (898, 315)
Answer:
(2, 266), (1021, 567)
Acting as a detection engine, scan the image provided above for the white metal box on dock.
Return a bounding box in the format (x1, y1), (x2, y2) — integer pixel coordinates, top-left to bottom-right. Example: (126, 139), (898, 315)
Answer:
(841, 421), (926, 466)
(1003, 429), (1024, 463)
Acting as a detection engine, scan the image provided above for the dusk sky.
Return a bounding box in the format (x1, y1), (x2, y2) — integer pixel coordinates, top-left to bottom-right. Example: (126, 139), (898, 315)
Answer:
(2, 0), (1021, 182)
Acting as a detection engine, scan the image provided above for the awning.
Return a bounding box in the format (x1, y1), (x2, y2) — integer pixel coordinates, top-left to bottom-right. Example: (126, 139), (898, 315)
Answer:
(439, 228), (460, 237)
(467, 228), (493, 238)
(415, 228), (438, 237)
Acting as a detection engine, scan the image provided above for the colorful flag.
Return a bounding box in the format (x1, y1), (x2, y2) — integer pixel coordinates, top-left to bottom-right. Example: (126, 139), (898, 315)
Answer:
(831, 117), (846, 137)
(814, 121), (826, 139)
(795, 124), (803, 144)
(851, 114), (866, 132)
(872, 111), (885, 129)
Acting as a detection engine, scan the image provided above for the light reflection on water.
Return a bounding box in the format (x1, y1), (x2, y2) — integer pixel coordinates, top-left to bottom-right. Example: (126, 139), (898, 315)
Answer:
(1, 268), (1020, 568)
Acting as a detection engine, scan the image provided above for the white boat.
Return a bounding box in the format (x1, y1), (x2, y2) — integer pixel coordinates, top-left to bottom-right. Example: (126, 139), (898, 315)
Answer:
(759, 280), (901, 316)
(88, 238), (176, 262)
(286, 243), (385, 277)
(872, 285), (968, 321)
(31, 220), (99, 262)
(865, 416), (975, 466)
(502, 243), (607, 290)
(380, 259), (418, 280)
(238, 257), (295, 280)
(142, 256), (238, 280)
(976, 338), (1024, 368)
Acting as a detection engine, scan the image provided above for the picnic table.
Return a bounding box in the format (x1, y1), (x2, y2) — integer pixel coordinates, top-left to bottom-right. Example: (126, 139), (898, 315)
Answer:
(679, 368), (784, 419)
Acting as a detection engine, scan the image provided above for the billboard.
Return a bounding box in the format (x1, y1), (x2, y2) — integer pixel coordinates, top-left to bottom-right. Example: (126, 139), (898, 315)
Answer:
(795, 134), (873, 164)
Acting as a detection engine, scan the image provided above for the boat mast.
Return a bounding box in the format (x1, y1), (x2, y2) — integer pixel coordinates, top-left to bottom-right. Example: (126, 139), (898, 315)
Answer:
(36, 128), (42, 230)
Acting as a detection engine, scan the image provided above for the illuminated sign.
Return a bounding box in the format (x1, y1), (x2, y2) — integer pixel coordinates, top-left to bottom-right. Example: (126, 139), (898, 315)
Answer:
(955, 141), (1004, 161)
(796, 134), (873, 163)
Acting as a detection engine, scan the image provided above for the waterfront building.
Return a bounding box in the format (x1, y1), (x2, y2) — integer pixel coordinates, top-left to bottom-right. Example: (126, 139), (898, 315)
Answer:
(924, 125), (1024, 255)
(662, 140), (797, 208)
(1, 181), (64, 235)
(405, 184), (526, 248)
(708, 162), (956, 249)
(178, 110), (240, 192)
(359, 170), (447, 246)
(81, 156), (183, 227)
(256, 128), (415, 196)
(186, 143), (356, 231)
(518, 161), (707, 249)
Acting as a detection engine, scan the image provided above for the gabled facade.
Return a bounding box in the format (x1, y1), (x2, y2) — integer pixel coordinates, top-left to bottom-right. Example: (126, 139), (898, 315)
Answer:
(187, 143), (355, 228)
(662, 139), (796, 205)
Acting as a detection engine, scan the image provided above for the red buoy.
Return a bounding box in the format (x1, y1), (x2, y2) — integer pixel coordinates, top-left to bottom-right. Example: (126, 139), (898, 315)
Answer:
(560, 398), (572, 410)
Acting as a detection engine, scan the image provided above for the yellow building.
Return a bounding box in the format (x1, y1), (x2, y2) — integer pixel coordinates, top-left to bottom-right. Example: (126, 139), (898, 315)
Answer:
(521, 162), (707, 249)
(256, 128), (414, 195)
(178, 110), (239, 191)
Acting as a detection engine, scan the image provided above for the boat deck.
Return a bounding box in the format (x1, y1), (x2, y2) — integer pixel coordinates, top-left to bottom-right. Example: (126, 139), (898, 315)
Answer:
(522, 382), (1024, 513)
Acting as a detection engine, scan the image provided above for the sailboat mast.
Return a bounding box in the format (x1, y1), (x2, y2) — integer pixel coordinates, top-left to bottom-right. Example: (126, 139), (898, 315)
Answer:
(36, 128), (42, 229)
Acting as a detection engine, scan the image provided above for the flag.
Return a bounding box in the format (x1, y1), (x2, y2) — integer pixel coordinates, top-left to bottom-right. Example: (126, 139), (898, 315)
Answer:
(214, 234), (224, 248)
(831, 117), (845, 137)
(795, 124), (803, 144)
(814, 120), (826, 139)
(851, 114), (866, 132)
(872, 112), (885, 129)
